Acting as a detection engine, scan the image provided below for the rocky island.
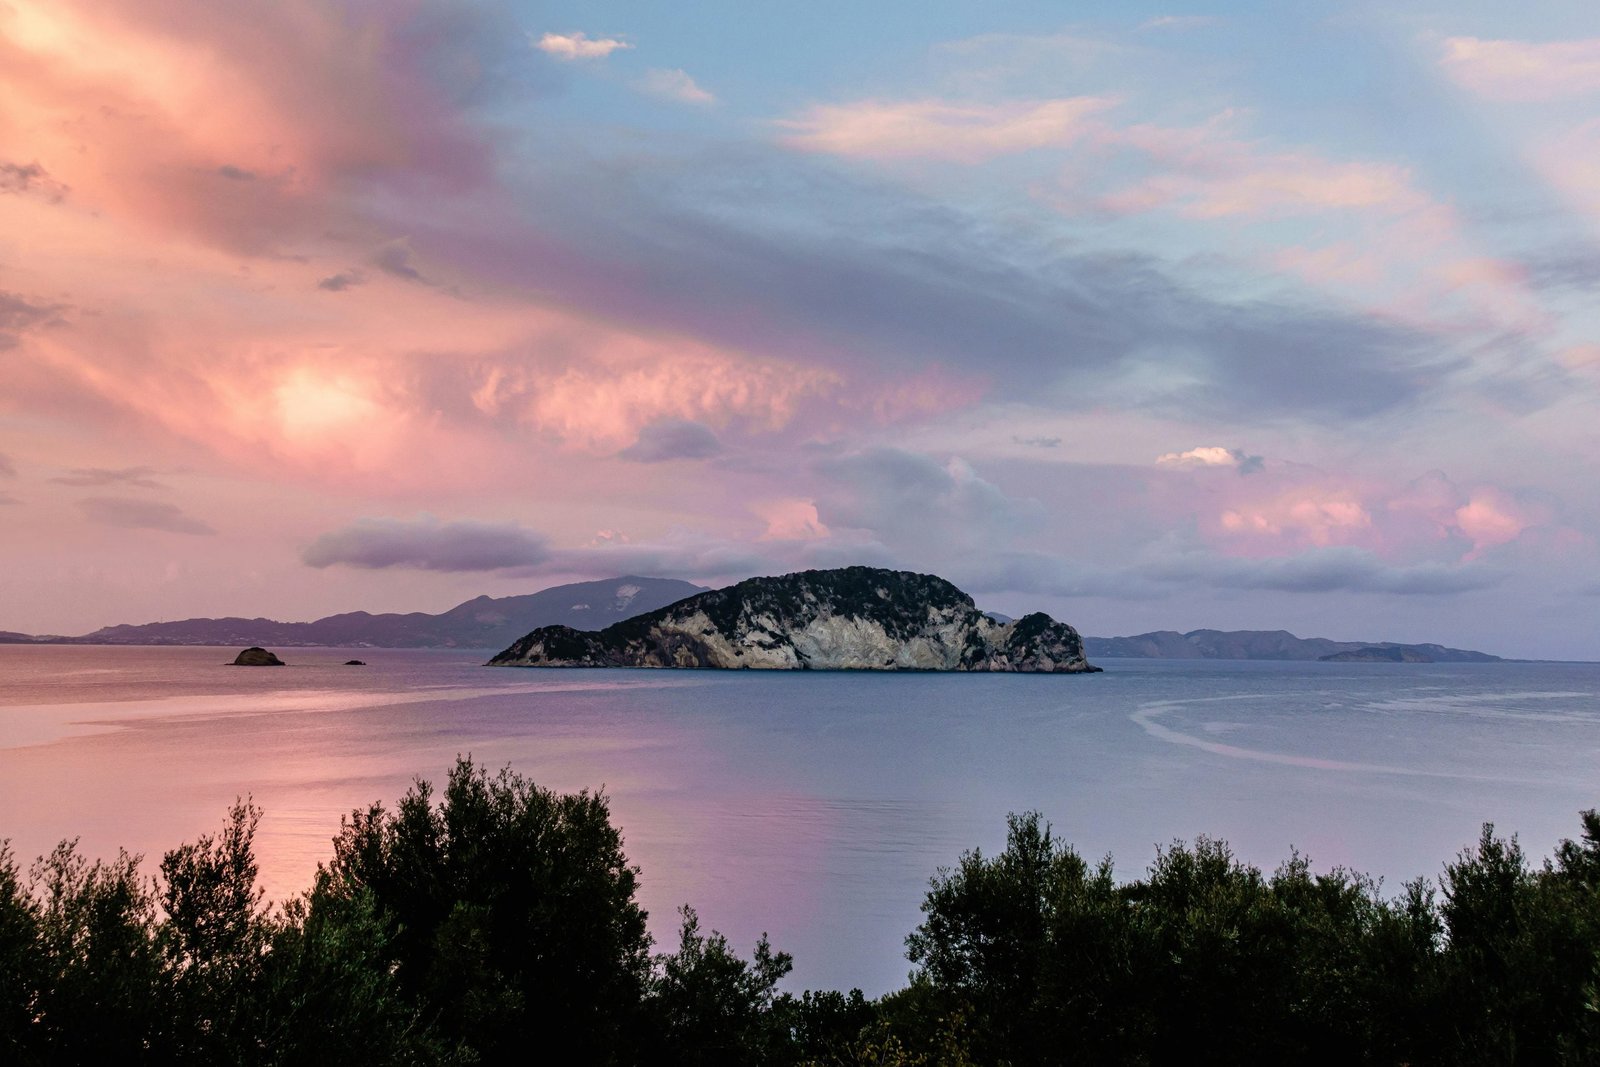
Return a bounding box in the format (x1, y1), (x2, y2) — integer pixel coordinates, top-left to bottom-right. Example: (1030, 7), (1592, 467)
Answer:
(488, 566), (1100, 673)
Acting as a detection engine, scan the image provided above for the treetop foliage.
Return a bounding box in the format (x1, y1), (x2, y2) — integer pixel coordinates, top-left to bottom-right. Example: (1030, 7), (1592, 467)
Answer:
(3, 760), (1600, 1064)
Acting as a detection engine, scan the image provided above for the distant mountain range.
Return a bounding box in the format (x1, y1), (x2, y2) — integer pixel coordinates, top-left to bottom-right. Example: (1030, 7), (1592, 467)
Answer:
(0, 577), (707, 650)
(1, 578), (1502, 662)
(1083, 629), (1501, 663)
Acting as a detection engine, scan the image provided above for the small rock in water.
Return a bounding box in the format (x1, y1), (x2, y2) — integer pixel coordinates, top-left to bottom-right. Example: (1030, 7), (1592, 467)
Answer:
(344, 659), (367, 666)
(232, 646), (285, 666)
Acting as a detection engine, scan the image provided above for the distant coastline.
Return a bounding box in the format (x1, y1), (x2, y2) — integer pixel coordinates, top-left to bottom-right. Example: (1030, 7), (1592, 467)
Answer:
(0, 576), (1519, 662)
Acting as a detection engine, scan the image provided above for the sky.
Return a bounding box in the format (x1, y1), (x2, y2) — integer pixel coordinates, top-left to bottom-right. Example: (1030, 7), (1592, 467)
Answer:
(1, 0), (1598, 658)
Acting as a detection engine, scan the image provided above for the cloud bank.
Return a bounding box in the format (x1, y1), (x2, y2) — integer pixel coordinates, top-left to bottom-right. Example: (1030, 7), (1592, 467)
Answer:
(303, 517), (552, 571)
(78, 498), (215, 536)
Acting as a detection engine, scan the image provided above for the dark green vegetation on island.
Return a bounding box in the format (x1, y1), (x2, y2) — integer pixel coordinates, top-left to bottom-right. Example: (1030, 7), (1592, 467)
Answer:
(1319, 646), (1436, 663)
(1085, 629), (1501, 663)
(6, 760), (1600, 1064)
(490, 567), (1099, 672)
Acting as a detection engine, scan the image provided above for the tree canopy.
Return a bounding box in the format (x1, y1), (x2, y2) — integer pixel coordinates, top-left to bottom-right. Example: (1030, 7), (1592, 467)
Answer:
(4, 761), (1600, 1064)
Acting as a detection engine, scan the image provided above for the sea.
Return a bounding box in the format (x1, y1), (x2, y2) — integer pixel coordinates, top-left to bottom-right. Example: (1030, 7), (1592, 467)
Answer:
(2, 643), (1598, 995)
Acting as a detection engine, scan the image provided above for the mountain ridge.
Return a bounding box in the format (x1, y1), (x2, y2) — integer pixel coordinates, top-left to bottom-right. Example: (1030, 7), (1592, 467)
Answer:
(1084, 628), (1501, 663)
(1, 582), (1509, 662)
(0, 577), (707, 649)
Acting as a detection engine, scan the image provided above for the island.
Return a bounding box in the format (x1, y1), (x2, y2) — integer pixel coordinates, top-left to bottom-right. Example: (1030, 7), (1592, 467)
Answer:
(1321, 646), (1434, 663)
(231, 647), (284, 666)
(1085, 629), (1501, 662)
(488, 566), (1100, 673)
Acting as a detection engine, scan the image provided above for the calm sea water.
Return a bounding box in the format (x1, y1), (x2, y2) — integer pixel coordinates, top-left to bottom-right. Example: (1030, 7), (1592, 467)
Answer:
(2, 644), (1599, 994)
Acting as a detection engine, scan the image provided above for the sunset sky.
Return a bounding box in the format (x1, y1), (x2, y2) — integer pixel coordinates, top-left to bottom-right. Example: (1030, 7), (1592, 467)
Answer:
(2, 0), (1598, 658)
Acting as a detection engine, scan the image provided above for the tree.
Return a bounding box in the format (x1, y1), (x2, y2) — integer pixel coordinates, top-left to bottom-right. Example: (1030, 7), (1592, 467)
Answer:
(0, 843), (41, 1064)
(26, 841), (167, 1063)
(907, 811), (1130, 1063)
(322, 756), (653, 1064)
(651, 905), (794, 1065)
(159, 799), (274, 1063)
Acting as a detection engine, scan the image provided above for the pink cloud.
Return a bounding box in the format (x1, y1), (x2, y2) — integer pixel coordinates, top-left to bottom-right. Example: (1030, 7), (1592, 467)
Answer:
(1453, 490), (1535, 559)
(1192, 467), (1549, 564)
(1096, 118), (1424, 220)
(776, 96), (1115, 163)
(1216, 492), (1373, 550)
(1535, 117), (1600, 221)
(0, 0), (491, 255)
(513, 345), (839, 453)
(754, 499), (830, 541)
(1560, 344), (1600, 374)
(0, 0), (883, 495)
(1440, 36), (1600, 102)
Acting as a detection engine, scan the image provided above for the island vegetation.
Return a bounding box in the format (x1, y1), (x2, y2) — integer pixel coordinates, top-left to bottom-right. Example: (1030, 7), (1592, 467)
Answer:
(4, 758), (1599, 1064)
(490, 567), (1099, 673)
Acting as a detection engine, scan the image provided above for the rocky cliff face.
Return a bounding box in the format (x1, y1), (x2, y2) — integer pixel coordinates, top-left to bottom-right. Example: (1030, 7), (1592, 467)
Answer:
(488, 567), (1100, 673)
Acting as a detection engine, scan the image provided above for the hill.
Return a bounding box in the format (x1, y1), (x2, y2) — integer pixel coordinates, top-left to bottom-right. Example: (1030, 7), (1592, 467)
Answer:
(490, 566), (1100, 673)
(18, 577), (706, 649)
(1084, 629), (1500, 663)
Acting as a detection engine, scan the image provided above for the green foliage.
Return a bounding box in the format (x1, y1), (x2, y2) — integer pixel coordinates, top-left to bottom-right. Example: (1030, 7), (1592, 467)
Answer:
(775, 988), (879, 1065)
(25, 840), (167, 1064)
(5, 771), (1600, 1065)
(321, 756), (654, 1064)
(256, 880), (440, 1066)
(902, 810), (1600, 1065)
(0, 843), (42, 1064)
(1436, 820), (1600, 1063)
(651, 905), (794, 1065)
(159, 799), (274, 1063)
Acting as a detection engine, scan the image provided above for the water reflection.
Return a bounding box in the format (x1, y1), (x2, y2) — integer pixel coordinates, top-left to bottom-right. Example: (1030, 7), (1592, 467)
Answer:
(2, 646), (1599, 994)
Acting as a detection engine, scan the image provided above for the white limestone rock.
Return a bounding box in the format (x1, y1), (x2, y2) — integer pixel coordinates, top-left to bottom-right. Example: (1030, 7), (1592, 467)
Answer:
(487, 567), (1100, 674)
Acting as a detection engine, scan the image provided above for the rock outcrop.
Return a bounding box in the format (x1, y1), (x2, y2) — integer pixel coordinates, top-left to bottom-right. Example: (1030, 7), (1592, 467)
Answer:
(231, 646), (284, 666)
(488, 567), (1100, 673)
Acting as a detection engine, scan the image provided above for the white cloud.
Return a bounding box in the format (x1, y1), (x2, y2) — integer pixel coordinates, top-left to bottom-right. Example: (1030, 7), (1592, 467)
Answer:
(1156, 446), (1263, 472)
(776, 97), (1113, 162)
(534, 31), (631, 61)
(639, 68), (716, 105)
(1139, 15), (1221, 31)
(1440, 37), (1600, 102)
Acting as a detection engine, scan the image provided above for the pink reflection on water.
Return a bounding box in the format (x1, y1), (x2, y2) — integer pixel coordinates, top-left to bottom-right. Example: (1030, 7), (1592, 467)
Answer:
(0, 647), (851, 973)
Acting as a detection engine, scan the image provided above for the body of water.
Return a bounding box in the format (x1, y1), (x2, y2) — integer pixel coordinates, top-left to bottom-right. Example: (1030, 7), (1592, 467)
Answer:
(2, 644), (1598, 994)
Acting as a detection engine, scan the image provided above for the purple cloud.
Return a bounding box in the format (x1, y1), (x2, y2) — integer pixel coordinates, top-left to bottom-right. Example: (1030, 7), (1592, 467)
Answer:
(317, 270), (367, 292)
(0, 160), (67, 201)
(0, 291), (63, 350)
(51, 466), (169, 490)
(1143, 548), (1501, 596)
(78, 497), (215, 535)
(303, 516), (551, 571)
(618, 419), (724, 462)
